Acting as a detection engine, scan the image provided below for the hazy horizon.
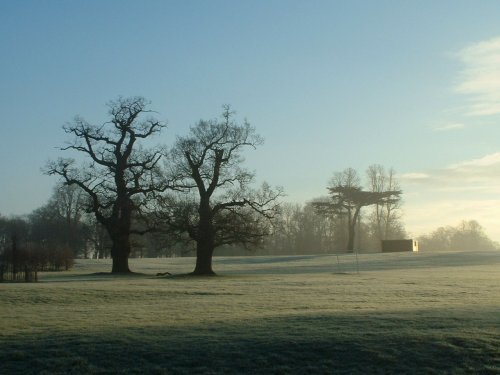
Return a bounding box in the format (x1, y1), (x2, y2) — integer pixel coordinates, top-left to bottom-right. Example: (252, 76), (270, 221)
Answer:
(2, 1), (500, 241)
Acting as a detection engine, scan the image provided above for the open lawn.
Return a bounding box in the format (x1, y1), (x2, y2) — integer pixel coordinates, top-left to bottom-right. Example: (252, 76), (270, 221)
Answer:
(1, 250), (499, 374)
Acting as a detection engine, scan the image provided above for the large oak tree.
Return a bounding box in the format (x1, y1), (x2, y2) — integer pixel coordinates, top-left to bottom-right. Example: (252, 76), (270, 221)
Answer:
(163, 106), (282, 275)
(46, 97), (168, 273)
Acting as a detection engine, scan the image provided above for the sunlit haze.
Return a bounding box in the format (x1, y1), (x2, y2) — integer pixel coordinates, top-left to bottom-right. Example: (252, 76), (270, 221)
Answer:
(1, 1), (500, 240)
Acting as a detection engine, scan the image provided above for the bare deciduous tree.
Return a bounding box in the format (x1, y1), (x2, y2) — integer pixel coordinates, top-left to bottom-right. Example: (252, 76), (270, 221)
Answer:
(366, 165), (405, 244)
(30, 183), (90, 258)
(163, 106), (283, 275)
(46, 96), (168, 273)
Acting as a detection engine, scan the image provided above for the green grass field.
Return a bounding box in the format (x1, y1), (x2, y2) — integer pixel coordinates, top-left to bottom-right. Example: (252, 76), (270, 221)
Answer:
(1, 250), (499, 374)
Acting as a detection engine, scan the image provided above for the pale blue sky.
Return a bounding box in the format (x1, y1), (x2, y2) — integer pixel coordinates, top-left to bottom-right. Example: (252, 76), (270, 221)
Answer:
(2, 1), (500, 239)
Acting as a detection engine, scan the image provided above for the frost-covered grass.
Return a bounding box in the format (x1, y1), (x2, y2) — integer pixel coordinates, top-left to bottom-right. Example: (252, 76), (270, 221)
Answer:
(1, 251), (499, 374)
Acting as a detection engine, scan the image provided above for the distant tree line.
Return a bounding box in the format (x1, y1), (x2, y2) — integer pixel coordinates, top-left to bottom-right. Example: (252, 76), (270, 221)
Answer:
(2, 164), (406, 266)
(417, 220), (499, 252)
(0, 209), (75, 281)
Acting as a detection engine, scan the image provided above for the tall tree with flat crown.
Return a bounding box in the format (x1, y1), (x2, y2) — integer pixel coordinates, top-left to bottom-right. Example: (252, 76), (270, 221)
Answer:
(314, 168), (402, 252)
(46, 97), (168, 273)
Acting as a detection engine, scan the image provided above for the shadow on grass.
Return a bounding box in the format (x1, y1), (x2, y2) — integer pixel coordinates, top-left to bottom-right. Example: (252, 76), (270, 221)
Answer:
(39, 272), (152, 283)
(41, 272), (226, 284)
(2, 312), (498, 375)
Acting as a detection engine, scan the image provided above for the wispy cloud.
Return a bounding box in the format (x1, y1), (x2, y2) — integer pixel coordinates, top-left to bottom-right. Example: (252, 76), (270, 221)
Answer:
(455, 36), (500, 116)
(401, 152), (500, 240)
(400, 172), (430, 180)
(432, 123), (465, 132)
(402, 152), (500, 189)
(449, 151), (500, 169)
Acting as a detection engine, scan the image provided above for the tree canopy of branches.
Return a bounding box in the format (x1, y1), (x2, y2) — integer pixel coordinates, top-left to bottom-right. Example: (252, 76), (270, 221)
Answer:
(0, 214), (74, 276)
(29, 184), (90, 258)
(46, 97), (168, 273)
(366, 164), (406, 244)
(265, 202), (338, 255)
(163, 106), (283, 275)
(314, 168), (401, 251)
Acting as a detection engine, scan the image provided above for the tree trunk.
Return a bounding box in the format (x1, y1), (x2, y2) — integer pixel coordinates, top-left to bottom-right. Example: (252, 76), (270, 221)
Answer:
(110, 233), (131, 273)
(347, 207), (361, 252)
(347, 226), (355, 252)
(192, 199), (216, 275)
(192, 241), (215, 275)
